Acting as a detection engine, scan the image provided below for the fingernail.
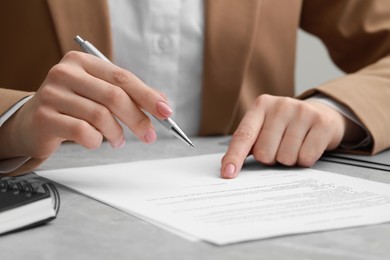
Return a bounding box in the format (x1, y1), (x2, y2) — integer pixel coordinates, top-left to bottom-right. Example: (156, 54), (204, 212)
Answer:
(144, 128), (157, 144)
(156, 101), (173, 117)
(112, 137), (125, 149)
(223, 163), (236, 178)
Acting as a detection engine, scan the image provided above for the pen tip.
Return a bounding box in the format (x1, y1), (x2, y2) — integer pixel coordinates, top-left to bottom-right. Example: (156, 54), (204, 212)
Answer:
(74, 35), (84, 45)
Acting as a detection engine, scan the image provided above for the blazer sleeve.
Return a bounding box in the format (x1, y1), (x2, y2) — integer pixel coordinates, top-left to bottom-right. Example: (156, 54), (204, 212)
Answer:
(0, 88), (34, 116)
(0, 88), (46, 176)
(299, 0), (390, 154)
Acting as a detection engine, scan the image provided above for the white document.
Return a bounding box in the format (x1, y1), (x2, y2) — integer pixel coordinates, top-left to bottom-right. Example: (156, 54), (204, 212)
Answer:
(37, 153), (390, 245)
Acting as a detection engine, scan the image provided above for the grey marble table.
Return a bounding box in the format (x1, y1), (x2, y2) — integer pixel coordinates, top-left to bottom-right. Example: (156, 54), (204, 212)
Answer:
(1, 137), (390, 260)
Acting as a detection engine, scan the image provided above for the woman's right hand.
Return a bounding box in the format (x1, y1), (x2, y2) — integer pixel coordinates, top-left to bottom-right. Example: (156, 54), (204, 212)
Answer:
(0, 51), (173, 160)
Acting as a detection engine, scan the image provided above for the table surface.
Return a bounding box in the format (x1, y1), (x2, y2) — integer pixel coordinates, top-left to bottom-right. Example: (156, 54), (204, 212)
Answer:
(2, 137), (390, 260)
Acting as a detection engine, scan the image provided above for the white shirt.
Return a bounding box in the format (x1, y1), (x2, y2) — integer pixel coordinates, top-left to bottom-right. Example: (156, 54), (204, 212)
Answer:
(108, 0), (204, 138)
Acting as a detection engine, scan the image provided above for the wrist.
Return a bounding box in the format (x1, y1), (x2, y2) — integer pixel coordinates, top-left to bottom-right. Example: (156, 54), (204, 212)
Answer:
(304, 100), (347, 150)
(305, 99), (366, 146)
(0, 110), (25, 159)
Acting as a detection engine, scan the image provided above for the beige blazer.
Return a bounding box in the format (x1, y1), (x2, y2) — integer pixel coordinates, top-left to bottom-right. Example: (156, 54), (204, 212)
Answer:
(1, 0), (390, 175)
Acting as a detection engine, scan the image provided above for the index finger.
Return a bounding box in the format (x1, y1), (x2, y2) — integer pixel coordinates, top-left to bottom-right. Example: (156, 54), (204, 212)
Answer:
(73, 52), (172, 119)
(221, 108), (265, 179)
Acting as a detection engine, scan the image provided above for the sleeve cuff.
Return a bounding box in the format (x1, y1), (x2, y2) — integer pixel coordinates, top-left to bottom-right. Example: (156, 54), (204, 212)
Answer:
(306, 94), (372, 149)
(0, 156), (32, 174)
(0, 95), (33, 127)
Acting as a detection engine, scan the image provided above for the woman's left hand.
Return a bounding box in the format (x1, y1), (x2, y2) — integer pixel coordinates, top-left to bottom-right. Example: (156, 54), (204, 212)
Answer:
(221, 94), (356, 178)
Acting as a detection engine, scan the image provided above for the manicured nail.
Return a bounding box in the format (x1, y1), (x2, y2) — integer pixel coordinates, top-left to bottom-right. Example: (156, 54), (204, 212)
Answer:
(156, 101), (173, 117)
(144, 128), (157, 144)
(117, 138), (126, 148)
(223, 163), (236, 178)
(112, 137), (125, 149)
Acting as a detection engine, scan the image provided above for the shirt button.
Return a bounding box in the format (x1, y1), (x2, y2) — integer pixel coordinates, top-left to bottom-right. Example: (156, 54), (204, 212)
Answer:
(157, 35), (174, 53)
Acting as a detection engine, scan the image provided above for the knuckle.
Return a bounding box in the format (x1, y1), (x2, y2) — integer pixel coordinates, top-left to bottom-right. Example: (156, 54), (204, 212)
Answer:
(233, 125), (256, 142)
(70, 121), (91, 141)
(293, 101), (319, 124)
(302, 104), (323, 120)
(318, 113), (333, 126)
(47, 64), (70, 82)
(112, 69), (133, 85)
(105, 87), (126, 105)
(308, 111), (331, 129)
(298, 150), (319, 167)
(63, 50), (84, 62)
(90, 107), (110, 126)
(254, 95), (296, 116)
(294, 100), (307, 114)
(253, 149), (275, 165)
(299, 104), (315, 121)
(38, 85), (58, 105)
(253, 94), (271, 108)
(275, 97), (294, 114)
(132, 115), (151, 132)
(276, 152), (296, 166)
(125, 111), (151, 135)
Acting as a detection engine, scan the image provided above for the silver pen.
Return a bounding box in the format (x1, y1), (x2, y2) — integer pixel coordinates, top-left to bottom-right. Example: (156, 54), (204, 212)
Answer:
(74, 35), (195, 148)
